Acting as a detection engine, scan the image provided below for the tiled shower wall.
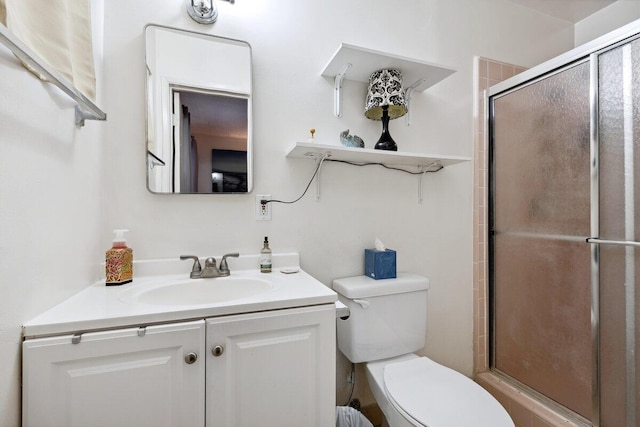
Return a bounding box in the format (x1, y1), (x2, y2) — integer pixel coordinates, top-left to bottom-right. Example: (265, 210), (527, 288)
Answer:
(472, 57), (527, 375)
(472, 57), (586, 427)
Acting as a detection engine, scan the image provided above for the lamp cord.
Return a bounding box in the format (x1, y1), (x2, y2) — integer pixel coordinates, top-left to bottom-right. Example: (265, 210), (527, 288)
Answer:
(326, 159), (443, 175)
(266, 155), (325, 205)
(264, 159), (443, 205)
(343, 362), (356, 406)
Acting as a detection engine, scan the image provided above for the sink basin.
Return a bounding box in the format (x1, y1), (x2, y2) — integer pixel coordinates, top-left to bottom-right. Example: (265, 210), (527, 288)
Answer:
(119, 276), (274, 306)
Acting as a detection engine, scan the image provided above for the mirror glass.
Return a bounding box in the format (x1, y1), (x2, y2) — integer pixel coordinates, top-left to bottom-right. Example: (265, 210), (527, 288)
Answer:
(145, 25), (252, 194)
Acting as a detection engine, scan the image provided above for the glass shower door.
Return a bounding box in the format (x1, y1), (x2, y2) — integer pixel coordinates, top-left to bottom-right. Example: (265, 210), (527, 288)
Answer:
(490, 60), (593, 420)
(594, 36), (640, 427)
(490, 27), (640, 426)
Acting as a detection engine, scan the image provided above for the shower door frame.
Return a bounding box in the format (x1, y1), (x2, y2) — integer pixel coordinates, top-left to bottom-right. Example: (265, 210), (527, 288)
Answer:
(487, 20), (640, 427)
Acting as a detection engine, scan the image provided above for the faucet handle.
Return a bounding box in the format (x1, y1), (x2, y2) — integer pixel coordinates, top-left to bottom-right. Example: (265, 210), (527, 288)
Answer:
(180, 255), (202, 279)
(219, 252), (240, 273)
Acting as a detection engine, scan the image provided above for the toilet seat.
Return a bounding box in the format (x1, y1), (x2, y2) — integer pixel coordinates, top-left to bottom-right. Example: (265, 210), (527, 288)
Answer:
(383, 357), (513, 427)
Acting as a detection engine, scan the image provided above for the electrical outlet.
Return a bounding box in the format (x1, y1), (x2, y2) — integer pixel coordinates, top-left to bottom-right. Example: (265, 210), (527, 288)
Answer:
(255, 194), (271, 220)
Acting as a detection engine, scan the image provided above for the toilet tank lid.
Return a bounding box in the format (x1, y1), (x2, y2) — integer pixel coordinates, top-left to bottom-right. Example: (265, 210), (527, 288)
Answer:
(332, 273), (430, 299)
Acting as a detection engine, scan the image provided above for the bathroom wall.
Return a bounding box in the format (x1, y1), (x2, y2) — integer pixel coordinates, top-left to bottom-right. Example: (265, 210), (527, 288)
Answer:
(100, 0), (575, 409)
(575, 0), (640, 46)
(472, 57), (528, 376)
(0, 1), (105, 425)
(0, 1), (577, 424)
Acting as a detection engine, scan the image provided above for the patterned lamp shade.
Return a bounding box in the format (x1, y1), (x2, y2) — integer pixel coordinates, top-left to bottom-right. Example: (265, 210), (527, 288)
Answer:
(364, 69), (408, 120)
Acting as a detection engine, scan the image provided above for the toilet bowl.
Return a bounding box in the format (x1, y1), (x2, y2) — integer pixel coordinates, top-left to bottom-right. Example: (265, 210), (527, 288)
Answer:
(365, 354), (513, 427)
(333, 274), (514, 427)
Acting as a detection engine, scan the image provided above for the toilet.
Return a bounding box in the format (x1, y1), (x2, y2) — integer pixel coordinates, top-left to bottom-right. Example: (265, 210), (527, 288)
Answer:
(334, 273), (514, 427)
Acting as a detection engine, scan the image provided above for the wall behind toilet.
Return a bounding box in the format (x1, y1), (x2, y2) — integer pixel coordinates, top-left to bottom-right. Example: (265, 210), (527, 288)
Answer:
(100, 0), (576, 407)
(0, 0), (577, 424)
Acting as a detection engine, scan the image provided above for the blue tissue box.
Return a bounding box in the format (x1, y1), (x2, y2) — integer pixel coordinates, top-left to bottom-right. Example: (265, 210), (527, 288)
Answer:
(365, 249), (397, 280)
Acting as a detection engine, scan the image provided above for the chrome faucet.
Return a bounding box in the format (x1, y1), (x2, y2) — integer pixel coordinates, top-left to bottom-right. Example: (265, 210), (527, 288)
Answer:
(180, 253), (239, 278)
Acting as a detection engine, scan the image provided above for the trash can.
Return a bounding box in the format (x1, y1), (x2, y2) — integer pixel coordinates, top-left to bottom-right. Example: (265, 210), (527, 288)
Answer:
(336, 406), (374, 427)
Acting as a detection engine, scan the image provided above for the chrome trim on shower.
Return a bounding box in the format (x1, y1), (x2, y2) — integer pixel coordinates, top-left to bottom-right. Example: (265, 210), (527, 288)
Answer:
(489, 58), (589, 101)
(586, 238), (640, 248)
(621, 44), (637, 427)
(588, 51), (601, 427)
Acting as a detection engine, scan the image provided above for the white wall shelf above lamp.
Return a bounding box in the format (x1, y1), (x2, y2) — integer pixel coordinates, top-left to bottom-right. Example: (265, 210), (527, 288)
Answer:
(286, 141), (471, 203)
(321, 43), (456, 124)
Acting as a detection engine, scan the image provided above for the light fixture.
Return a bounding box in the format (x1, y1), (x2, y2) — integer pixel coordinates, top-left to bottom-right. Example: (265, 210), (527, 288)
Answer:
(187, 0), (218, 25)
(364, 69), (408, 151)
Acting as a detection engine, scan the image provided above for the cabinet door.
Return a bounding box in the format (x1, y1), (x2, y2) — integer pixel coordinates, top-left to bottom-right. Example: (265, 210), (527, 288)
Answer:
(23, 320), (205, 427)
(206, 305), (335, 427)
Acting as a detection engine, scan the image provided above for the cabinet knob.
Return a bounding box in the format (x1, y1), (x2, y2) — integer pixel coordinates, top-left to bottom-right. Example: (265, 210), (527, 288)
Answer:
(184, 352), (198, 364)
(212, 345), (225, 357)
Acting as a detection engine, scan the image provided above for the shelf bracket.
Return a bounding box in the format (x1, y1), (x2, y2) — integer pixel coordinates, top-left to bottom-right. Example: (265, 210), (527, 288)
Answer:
(315, 152), (331, 201)
(404, 79), (424, 126)
(333, 63), (352, 118)
(418, 161), (442, 204)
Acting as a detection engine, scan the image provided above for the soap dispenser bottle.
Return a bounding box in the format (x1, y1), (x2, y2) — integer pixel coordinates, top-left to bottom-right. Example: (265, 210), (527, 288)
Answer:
(105, 229), (133, 285)
(260, 236), (272, 273)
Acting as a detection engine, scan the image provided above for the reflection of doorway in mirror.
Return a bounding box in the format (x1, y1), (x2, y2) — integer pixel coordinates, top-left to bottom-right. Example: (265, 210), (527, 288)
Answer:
(173, 95), (199, 193)
(171, 88), (249, 193)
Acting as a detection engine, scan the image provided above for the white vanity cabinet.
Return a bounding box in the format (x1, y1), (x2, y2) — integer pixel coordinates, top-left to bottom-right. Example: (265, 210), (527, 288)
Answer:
(22, 320), (206, 427)
(206, 305), (336, 427)
(22, 255), (338, 426)
(23, 305), (335, 427)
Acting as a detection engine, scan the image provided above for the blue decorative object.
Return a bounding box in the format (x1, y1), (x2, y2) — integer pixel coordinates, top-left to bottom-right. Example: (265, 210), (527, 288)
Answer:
(340, 129), (365, 148)
(365, 249), (397, 280)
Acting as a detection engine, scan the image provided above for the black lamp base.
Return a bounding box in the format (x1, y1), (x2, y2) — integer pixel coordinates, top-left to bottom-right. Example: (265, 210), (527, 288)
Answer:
(374, 106), (398, 151)
(374, 139), (398, 151)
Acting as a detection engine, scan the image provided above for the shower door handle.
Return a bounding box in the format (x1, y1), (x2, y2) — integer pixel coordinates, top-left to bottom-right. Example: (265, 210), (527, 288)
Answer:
(586, 237), (640, 248)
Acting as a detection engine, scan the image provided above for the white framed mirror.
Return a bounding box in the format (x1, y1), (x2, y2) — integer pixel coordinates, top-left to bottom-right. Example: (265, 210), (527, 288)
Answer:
(145, 25), (252, 194)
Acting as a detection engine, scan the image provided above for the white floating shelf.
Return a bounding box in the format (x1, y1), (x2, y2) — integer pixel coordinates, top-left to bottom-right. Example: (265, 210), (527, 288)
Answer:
(287, 142), (470, 169)
(322, 43), (456, 91)
(321, 43), (456, 118)
(287, 142), (470, 203)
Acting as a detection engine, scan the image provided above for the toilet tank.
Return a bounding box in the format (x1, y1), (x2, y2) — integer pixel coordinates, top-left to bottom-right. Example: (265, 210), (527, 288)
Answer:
(333, 274), (430, 363)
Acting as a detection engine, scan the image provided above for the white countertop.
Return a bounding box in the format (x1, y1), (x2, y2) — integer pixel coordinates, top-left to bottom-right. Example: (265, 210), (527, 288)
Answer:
(23, 253), (337, 338)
